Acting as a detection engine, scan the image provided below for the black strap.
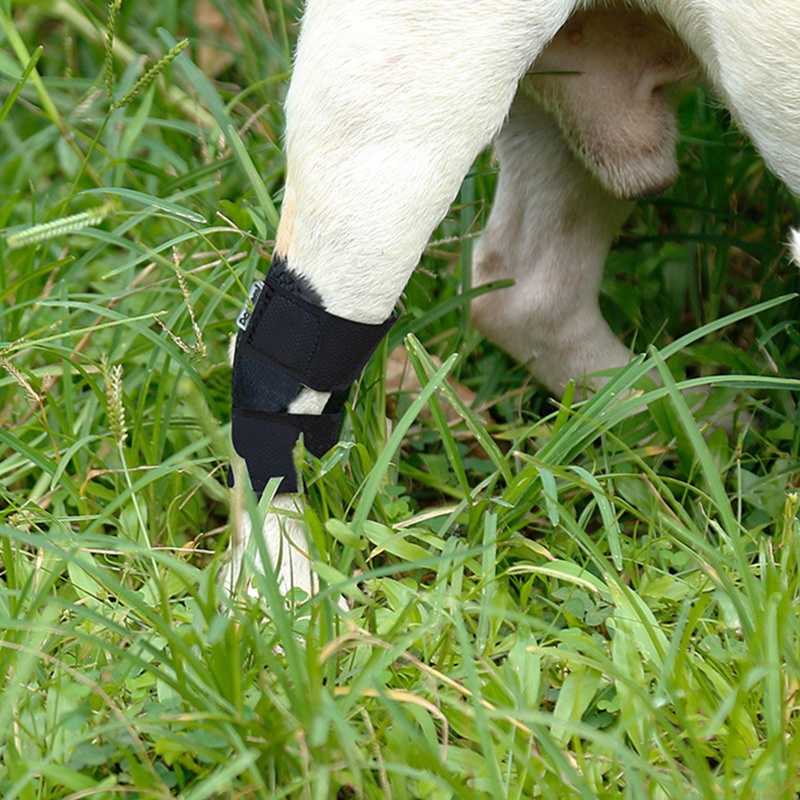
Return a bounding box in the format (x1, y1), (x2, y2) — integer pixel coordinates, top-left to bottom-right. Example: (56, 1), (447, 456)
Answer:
(229, 407), (342, 495)
(237, 276), (395, 393)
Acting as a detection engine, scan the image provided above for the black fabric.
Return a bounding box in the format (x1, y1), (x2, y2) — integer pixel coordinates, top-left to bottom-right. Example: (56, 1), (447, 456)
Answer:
(229, 407), (341, 495)
(230, 272), (395, 496)
(237, 276), (395, 392)
(231, 347), (303, 416)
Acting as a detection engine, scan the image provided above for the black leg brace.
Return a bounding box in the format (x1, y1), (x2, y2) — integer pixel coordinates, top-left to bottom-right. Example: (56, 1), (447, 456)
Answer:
(230, 257), (395, 495)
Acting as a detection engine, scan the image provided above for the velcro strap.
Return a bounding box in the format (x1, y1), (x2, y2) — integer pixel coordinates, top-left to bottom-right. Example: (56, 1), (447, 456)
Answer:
(229, 407), (341, 495)
(237, 276), (395, 392)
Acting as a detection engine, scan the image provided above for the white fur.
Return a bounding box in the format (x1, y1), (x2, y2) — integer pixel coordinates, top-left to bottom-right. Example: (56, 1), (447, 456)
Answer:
(233, 0), (800, 599)
(791, 229), (800, 266)
(472, 91), (634, 392)
(225, 494), (316, 599)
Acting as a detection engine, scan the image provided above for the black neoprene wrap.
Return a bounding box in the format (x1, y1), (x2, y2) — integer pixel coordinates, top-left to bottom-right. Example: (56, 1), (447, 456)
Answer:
(230, 407), (341, 494)
(230, 270), (395, 496)
(238, 276), (396, 393)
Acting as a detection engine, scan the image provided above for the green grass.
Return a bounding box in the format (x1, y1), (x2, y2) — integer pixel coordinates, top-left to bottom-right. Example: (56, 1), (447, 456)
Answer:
(1, 1), (799, 798)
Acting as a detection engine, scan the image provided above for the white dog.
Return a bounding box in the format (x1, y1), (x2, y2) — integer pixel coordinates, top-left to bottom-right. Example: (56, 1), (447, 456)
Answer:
(227, 0), (800, 598)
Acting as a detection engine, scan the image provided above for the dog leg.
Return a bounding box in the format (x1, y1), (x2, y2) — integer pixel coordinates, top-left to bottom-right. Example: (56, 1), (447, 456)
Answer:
(473, 6), (698, 394)
(694, 3), (800, 261)
(228, 0), (577, 597)
(678, 2), (800, 200)
(472, 92), (633, 394)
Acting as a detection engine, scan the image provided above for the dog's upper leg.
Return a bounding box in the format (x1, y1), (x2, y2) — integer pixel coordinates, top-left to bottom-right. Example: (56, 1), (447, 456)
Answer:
(472, 93), (633, 394)
(276, 0), (580, 321)
(229, 0), (578, 596)
(686, 2), (800, 258)
(667, 1), (800, 199)
(473, 7), (696, 393)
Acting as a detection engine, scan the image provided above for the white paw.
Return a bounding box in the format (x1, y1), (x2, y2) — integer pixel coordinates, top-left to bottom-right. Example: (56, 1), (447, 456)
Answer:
(224, 491), (316, 601)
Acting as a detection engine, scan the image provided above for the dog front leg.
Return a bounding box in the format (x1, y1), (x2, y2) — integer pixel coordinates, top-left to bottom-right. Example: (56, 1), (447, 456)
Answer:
(228, 0), (577, 598)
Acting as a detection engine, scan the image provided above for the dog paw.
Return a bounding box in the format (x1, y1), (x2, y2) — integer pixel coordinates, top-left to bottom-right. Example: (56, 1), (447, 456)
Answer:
(224, 492), (317, 602)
